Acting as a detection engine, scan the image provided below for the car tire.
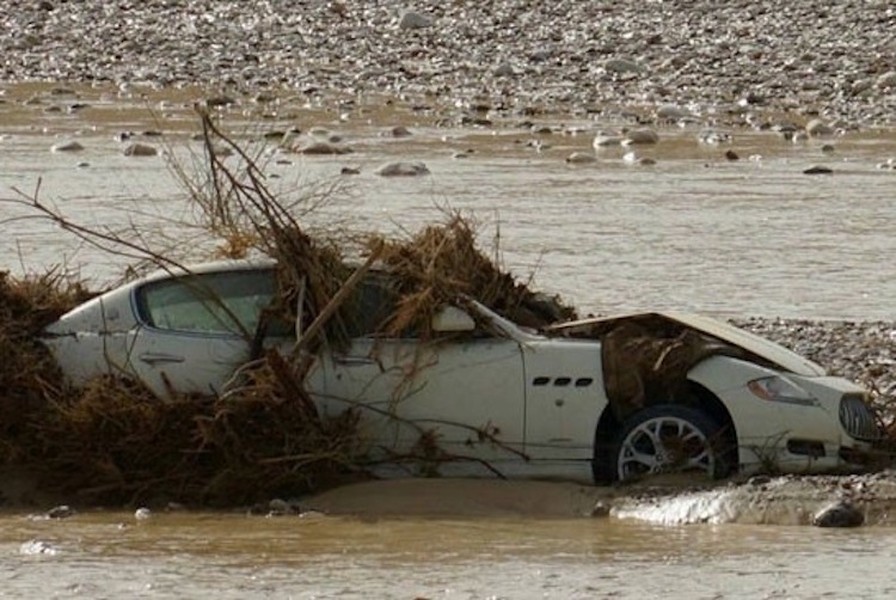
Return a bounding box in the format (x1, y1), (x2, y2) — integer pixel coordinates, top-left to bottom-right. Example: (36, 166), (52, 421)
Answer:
(609, 404), (728, 483)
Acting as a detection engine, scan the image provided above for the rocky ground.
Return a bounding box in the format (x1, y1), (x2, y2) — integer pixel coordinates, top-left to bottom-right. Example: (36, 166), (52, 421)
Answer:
(2, 1), (895, 128)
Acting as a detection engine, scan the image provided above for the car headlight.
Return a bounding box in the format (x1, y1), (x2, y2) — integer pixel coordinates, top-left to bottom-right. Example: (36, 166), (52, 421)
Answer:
(747, 376), (818, 406)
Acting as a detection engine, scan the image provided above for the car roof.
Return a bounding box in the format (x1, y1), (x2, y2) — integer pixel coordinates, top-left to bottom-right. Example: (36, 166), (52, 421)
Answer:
(136, 257), (277, 283)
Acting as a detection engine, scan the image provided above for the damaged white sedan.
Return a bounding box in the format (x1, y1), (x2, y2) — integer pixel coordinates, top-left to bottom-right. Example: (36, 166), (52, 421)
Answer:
(41, 260), (881, 483)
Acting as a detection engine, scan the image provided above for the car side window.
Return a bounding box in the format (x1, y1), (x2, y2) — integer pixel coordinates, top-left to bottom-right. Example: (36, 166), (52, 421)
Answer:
(136, 268), (279, 336)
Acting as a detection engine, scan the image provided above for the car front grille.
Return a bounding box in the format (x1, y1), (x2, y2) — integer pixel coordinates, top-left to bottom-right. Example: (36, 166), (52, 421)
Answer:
(839, 394), (880, 441)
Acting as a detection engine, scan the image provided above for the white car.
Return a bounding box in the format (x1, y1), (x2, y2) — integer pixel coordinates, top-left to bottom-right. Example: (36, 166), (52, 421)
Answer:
(41, 259), (881, 483)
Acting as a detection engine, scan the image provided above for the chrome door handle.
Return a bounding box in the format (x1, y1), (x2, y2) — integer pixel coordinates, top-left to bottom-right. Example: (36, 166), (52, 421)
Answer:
(333, 356), (376, 366)
(139, 353), (186, 365)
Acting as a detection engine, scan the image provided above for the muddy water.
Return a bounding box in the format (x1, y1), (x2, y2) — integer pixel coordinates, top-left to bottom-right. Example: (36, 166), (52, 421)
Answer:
(3, 507), (896, 599)
(2, 84), (896, 597)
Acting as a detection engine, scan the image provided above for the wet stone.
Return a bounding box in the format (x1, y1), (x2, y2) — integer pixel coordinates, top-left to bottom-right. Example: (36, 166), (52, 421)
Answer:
(51, 140), (84, 152)
(566, 152), (596, 164)
(812, 500), (864, 528)
(390, 125), (412, 138)
(296, 140), (351, 155)
(591, 501), (611, 518)
(806, 119), (834, 136)
(622, 128), (659, 145)
(206, 95), (236, 108)
(47, 505), (76, 519)
(123, 143), (158, 157)
(376, 161), (430, 176)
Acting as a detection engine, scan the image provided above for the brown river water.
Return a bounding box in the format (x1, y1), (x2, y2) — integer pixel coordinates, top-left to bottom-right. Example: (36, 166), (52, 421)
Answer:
(1, 84), (896, 598)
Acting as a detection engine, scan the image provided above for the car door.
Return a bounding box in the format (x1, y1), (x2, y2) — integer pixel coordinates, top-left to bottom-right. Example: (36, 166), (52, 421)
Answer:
(125, 267), (289, 398)
(319, 278), (527, 465)
(522, 339), (607, 461)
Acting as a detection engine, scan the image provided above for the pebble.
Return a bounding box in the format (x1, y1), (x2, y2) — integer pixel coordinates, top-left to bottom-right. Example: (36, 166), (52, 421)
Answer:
(593, 131), (623, 148)
(803, 165), (833, 175)
(698, 129), (731, 145)
(622, 151), (656, 166)
(0, 2), (891, 127)
(51, 141), (84, 153)
(398, 10), (432, 30)
(389, 126), (412, 138)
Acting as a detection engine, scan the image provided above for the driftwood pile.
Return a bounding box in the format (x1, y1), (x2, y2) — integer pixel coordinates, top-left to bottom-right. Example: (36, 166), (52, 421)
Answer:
(0, 111), (577, 508)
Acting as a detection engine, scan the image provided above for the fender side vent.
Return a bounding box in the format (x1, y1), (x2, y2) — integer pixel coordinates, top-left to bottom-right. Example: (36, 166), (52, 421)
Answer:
(786, 439), (825, 458)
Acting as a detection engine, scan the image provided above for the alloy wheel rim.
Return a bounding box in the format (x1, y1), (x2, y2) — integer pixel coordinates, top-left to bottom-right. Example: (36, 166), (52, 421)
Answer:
(618, 415), (715, 480)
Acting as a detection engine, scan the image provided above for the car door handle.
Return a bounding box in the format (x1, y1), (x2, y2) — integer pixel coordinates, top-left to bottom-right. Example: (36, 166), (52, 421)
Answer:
(139, 352), (186, 365)
(333, 356), (376, 366)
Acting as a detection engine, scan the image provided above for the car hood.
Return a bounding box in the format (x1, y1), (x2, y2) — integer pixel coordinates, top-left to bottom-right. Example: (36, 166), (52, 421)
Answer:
(548, 311), (827, 377)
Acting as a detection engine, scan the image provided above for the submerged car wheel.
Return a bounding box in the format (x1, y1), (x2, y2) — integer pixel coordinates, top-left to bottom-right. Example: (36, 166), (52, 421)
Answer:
(613, 405), (725, 482)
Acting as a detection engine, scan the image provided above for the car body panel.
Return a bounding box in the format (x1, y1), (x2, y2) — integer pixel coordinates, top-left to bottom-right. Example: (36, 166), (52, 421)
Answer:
(688, 355), (871, 472)
(42, 285), (139, 383)
(319, 336), (527, 462)
(124, 326), (253, 397)
(520, 339), (606, 460)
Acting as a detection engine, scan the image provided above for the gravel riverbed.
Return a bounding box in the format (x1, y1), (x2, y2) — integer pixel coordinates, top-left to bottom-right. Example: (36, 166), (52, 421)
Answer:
(1, 1), (894, 417)
(2, 0), (895, 127)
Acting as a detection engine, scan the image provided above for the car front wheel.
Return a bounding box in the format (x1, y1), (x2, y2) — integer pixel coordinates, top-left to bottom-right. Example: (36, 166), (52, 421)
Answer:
(613, 404), (726, 482)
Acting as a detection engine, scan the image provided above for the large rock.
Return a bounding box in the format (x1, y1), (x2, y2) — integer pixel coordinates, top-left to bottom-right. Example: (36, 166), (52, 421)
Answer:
(812, 499), (864, 527)
(376, 161), (430, 176)
(123, 143), (158, 157)
(51, 140), (84, 152)
(296, 140), (351, 155)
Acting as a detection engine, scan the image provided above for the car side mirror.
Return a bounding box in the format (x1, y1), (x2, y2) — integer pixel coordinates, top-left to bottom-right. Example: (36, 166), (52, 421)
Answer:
(431, 305), (476, 333)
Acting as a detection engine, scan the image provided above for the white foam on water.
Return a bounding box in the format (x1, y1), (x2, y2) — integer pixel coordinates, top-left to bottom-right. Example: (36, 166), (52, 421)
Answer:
(19, 539), (60, 556)
(612, 489), (743, 525)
